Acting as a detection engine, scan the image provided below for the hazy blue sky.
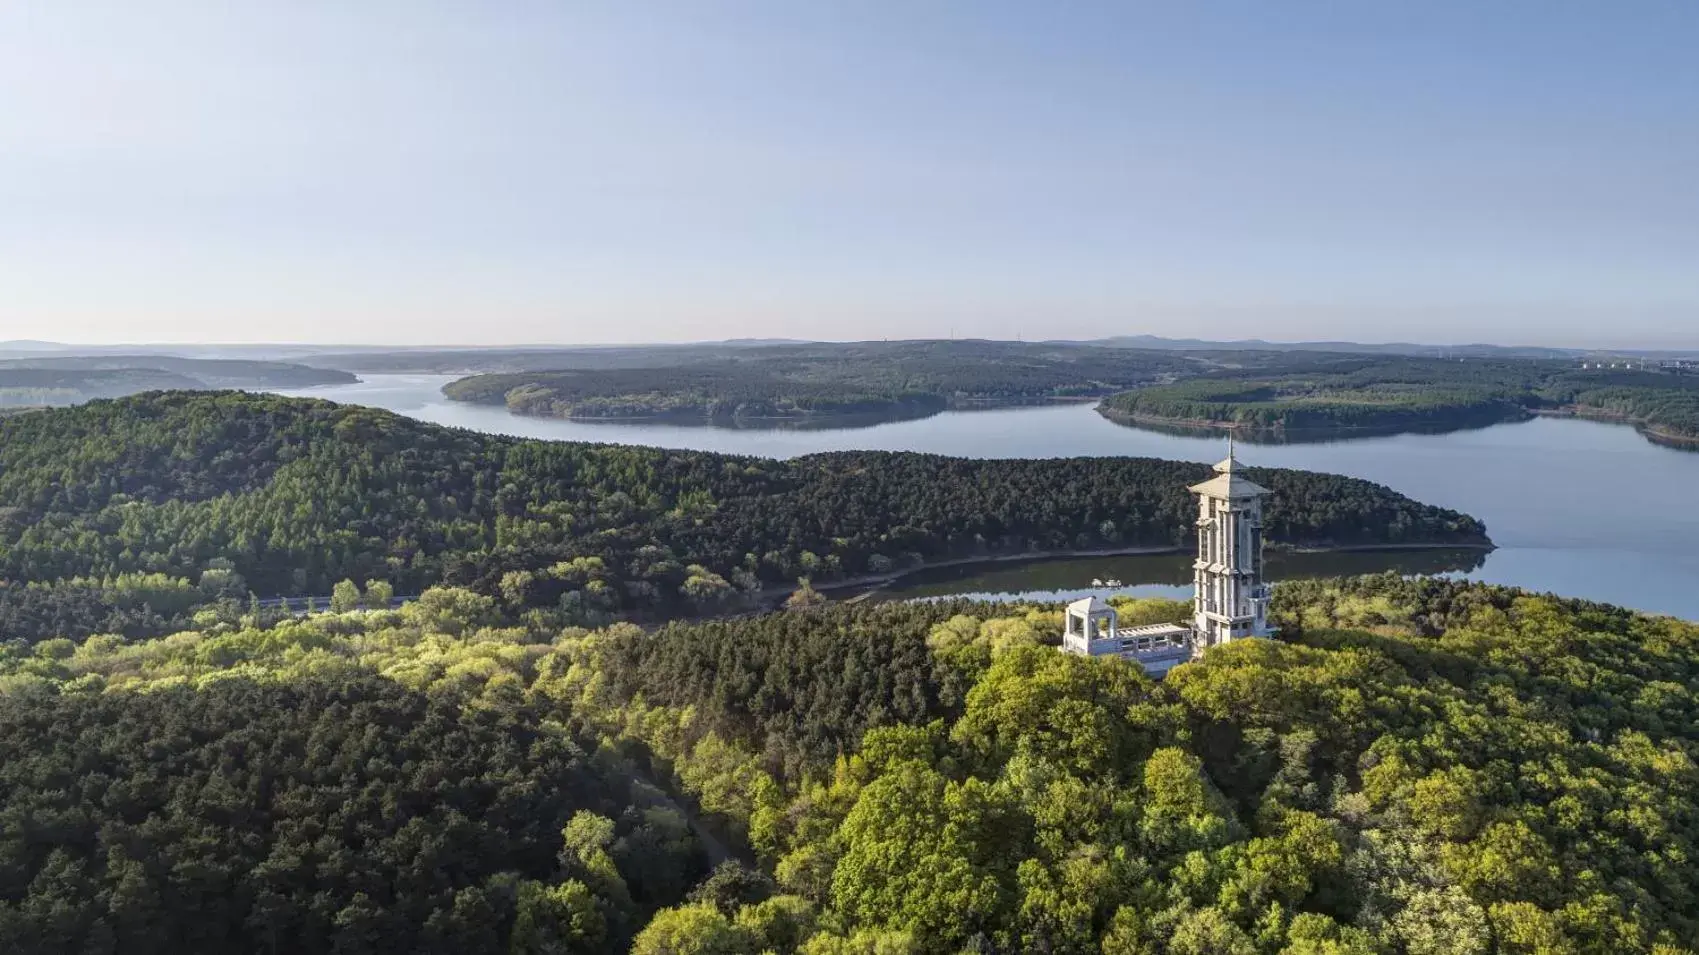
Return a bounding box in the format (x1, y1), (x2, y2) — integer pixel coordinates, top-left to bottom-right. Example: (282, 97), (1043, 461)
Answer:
(3, 2), (1696, 347)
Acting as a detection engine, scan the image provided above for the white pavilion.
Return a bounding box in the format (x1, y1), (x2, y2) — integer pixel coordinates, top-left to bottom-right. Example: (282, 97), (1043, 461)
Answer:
(1061, 441), (1274, 676)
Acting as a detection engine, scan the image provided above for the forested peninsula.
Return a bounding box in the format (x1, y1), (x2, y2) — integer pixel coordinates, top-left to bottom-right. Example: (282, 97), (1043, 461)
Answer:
(0, 392), (1487, 644)
(440, 341), (1202, 423)
(1099, 358), (1699, 445)
(2, 575), (1694, 952)
(443, 366), (950, 423)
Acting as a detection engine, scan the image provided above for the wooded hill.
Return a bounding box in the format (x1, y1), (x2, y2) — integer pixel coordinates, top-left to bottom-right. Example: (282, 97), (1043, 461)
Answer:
(440, 340), (1205, 421)
(0, 357), (353, 408)
(1, 575), (1693, 952)
(0, 392), (1487, 643)
(1100, 358), (1699, 443)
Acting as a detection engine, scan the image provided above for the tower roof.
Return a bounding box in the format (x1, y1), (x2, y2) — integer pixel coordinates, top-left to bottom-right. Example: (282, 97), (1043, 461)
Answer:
(1066, 595), (1113, 615)
(1188, 438), (1270, 499)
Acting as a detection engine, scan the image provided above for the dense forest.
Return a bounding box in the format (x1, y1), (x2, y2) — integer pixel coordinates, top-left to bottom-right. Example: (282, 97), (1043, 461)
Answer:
(441, 341), (1205, 421)
(0, 357), (352, 408)
(2, 575), (1694, 952)
(0, 392), (1486, 643)
(0, 368), (204, 407)
(1100, 359), (1699, 443)
(444, 366), (951, 421)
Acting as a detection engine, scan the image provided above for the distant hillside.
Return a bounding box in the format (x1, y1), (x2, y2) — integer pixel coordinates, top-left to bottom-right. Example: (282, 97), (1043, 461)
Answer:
(1101, 357), (1699, 446)
(0, 356), (354, 406)
(300, 343), (782, 374)
(439, 341), (1205, 421)
(0, 368), (207, 407)
(1086, 334), (1591, 360)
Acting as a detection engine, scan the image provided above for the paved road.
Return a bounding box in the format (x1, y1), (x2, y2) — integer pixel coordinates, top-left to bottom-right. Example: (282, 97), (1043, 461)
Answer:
(253, 595), (418, 611)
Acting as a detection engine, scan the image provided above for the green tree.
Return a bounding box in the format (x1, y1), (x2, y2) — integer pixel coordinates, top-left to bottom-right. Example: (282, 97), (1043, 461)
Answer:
(330, 579), (362, 613)
(630, 903), (757, 955)
(508, 879), (605, 954)
(786, 578), (826, 610)
(364, 578), (395, 608)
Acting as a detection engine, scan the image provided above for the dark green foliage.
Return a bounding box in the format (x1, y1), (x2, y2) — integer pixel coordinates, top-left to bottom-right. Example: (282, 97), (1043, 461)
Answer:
(1539, 369), (1699, 440)
(446, 366), (949, 420)
(0, 673), (704, 954)
(600, 600), (993, 774)
(442, 340), (1203, 420)
(1102, 357), (1699, 441)
(0, 392), (1484, 643)
(0, 574), (215, 644)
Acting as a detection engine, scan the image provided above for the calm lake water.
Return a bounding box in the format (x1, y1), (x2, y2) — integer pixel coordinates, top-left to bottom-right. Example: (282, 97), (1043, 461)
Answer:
(278, 375), (1699, 620)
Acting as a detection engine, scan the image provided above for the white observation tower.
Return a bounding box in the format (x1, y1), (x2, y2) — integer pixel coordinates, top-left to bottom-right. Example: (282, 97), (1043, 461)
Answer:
(1062, 438), (1273, 676)
(1187, 437), (1273, 651)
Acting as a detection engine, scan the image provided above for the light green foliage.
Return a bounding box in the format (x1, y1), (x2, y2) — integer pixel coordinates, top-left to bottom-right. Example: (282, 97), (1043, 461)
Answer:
(830, 763), (1017, 945)
(797, 928), (921, 954)
(1280, 912), (1376, 954)
(1167, 906), (1258, 955)
(785, 578), (826, 610)
(952, 644), (1153, 776)
(629, 903), (757, 955)
(5, 577), (1699, 953)
(330, 578), (361, 613)
(732, 894), (815, 952)
(1139, 748), (1237, 854)
(1393, 886), (1491, 955)
(1107, 596), (1192, 627)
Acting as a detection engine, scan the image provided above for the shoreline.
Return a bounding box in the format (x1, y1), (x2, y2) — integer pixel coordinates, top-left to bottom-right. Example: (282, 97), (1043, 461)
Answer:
(442, 393), (1103, 427)
(1531, 406), (1699, 448)
(1096, 406), (1530, 440)
(1103, 403), (1698, 451)
(764, 539), (1496, 603)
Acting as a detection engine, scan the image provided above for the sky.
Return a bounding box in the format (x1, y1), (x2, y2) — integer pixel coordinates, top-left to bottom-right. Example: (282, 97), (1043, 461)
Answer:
(2, 2), (1696, 348)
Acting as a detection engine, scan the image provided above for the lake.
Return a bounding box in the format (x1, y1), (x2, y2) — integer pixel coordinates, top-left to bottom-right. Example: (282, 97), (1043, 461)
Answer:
(277, 375), (1699, 619)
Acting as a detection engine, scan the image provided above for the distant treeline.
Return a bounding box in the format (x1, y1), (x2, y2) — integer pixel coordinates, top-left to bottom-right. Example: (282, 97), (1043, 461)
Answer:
(0, 392), (1487, 643)
(445, 367), (949, 421)
(441, 341), (1205, 421)
(1101, 358), (1699, 443)
(0, 357), (352, 407)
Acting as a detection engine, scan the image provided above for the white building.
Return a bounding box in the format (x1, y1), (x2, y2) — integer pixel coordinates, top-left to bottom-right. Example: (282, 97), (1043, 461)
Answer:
(1188, 444), (1274, 648)
(1061, 441), (1273, 675)
(1061, 595), (1192, 677)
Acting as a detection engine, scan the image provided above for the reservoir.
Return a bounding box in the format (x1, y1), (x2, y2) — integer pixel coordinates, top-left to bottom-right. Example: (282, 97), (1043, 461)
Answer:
(278, 375), (1699, 620)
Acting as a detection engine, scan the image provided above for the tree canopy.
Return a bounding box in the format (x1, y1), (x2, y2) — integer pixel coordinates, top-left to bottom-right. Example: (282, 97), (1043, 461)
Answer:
(1100, 357), (1699, 444)
(0, 392), (1485, 644)
(3, 575), (1695, 952)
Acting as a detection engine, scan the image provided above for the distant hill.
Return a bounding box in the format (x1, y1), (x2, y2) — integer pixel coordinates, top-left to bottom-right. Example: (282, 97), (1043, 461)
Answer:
(1083, 334), (1593, 360)
(8, 337), (1695, 373)
(0, 357), (354, 407)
